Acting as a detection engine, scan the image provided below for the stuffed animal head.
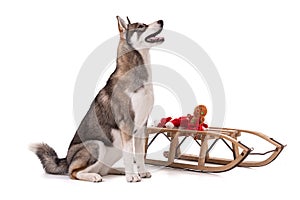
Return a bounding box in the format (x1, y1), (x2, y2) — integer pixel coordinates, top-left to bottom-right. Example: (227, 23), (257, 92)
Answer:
(193, 105), (207, 117)
(193, 105), (207, 123)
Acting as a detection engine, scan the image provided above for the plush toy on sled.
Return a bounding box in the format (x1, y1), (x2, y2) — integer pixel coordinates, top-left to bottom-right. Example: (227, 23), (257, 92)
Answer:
(157, 105), (208, 139)
(146, 105), (285, 173)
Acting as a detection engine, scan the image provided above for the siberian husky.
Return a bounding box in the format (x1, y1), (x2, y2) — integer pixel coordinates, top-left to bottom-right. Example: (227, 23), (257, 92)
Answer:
(30, 16), (164, 182)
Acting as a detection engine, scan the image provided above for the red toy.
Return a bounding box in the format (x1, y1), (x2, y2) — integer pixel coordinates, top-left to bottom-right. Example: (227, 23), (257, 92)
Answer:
(157, 105), (208, 132)
(157, 117), (172, 127)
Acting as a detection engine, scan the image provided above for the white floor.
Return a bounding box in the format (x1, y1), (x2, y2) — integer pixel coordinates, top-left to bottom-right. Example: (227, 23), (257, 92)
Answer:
(1, 137), (294, 200)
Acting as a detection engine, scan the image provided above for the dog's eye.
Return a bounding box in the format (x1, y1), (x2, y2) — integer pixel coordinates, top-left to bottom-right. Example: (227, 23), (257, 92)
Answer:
(138, 24), (144, 28)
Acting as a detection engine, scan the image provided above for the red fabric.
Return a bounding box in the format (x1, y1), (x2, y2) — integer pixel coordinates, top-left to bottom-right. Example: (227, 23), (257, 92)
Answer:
(170, 117), (189, 128)
(198, 123), (208, 131)
(157, 117), (172, 127)
(158, 116), (208, 131)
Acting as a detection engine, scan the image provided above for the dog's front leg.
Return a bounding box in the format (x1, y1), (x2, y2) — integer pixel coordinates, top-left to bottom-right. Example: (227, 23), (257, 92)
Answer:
(121, 132), (141, 182)
(134, 126), (151, 178)
(135, 135), (151, 178)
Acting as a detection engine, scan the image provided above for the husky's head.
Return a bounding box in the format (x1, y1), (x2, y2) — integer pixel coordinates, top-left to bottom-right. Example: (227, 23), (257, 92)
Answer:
(116, 16), (164, 49)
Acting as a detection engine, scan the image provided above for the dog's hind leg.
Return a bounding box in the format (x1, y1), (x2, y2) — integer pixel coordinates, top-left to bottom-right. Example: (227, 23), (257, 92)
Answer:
(69, 156), (103, 182)
(68, 141), (106, 182)
(108, 167), (125, 175)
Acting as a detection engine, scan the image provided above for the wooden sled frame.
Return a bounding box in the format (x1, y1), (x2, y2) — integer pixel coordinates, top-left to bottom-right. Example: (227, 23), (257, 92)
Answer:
(207, 127), (285, 167)
(146, 127), (251, 173)
(145, 127), (285, 173)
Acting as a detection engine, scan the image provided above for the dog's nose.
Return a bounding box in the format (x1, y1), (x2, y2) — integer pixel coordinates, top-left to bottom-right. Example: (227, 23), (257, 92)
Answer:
(157, 20), (164, 26)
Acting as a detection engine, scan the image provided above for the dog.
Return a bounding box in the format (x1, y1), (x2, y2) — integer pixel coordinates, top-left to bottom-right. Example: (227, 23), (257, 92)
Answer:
(30, 16), (164, 182)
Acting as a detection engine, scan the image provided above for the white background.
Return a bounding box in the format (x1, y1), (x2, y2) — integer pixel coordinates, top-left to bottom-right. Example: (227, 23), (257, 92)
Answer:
(0, 0), (299, 199)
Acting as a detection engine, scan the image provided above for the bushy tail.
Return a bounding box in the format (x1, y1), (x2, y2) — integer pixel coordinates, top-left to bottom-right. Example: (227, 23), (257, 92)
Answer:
(30, 143), (68, 175)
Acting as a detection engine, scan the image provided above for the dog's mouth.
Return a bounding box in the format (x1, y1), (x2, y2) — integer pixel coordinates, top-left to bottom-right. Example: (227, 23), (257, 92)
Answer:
(145, 28), (164, 43)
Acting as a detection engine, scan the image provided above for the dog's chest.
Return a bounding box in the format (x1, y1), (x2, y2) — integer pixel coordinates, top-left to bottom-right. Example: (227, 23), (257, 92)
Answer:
(130, 85), (154, 127)
(130, 49), (153, 127)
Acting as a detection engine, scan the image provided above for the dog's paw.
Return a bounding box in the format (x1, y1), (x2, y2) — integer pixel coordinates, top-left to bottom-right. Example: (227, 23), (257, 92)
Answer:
(138, 171), (152, 178)
(87, 173), (103, 182)
(75, 172), (103, 182)
(126, 173), (141, 182)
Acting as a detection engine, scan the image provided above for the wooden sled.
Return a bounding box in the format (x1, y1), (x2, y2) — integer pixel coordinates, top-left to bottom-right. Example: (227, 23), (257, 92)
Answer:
(145, 127), (285, 173)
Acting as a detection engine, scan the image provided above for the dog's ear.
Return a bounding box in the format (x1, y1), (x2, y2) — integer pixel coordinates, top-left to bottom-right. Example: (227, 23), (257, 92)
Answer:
(126, 16), (131, 24)
(116, 16), (127, 33)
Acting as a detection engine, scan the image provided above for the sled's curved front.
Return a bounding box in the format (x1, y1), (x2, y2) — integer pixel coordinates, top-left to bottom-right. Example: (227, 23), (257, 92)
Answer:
(146, 127), (251, 173)
(208, 127), (286, 167)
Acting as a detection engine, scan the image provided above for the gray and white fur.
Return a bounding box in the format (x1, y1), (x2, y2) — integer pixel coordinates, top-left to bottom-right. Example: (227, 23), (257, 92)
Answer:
(30, 16), (164, 182)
